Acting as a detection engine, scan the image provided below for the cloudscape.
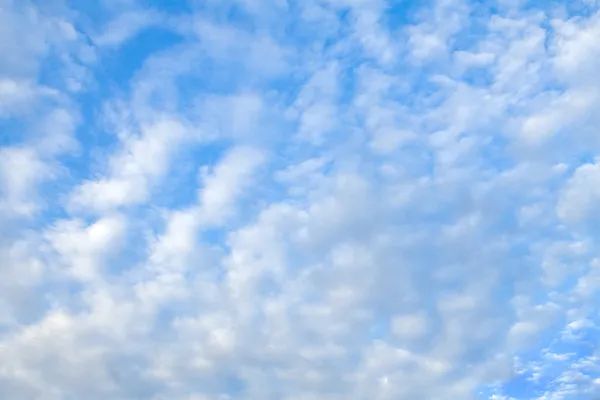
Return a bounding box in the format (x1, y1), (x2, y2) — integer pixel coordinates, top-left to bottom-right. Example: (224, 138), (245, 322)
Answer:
(1, 0), (600, 399)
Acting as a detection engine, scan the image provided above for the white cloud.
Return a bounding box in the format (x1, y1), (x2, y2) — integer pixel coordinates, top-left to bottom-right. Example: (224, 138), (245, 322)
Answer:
(93, 10), (164, 48)
(68, 118), (189, 213)
(0, 79), (55, 117)
(0, 147), (50, 217)
(193, 18), (290, 78)
(196, 93), (266, 140)
(557, 160), (600, 224)
(198, 146), (266, 224)
(149, 146), (266, 272)
(407, 0), (469, 62)
(3, 1), (600, 399)
(290, 62), (340, 144)
(391, 312), (430, 340)
(45, 215), (127, 281)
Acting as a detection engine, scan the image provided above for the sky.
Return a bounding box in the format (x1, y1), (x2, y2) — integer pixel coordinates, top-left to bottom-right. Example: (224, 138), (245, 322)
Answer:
(1, 0), (600, 398)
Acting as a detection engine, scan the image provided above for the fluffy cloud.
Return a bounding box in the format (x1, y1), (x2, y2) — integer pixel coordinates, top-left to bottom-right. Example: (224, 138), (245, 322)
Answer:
(1, 0), (600, 399)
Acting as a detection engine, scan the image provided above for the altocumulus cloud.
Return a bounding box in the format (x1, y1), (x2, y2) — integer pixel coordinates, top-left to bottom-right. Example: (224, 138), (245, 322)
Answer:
(1, 0), (600, 399)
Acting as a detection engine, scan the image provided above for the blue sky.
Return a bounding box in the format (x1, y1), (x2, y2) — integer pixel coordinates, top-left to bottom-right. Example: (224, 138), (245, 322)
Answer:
(1, 0), (600, 399)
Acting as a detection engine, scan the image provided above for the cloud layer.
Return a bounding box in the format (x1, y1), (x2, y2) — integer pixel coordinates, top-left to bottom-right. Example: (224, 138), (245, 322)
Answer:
(1, 0), (600, 399)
